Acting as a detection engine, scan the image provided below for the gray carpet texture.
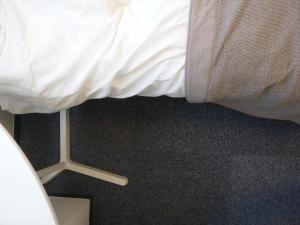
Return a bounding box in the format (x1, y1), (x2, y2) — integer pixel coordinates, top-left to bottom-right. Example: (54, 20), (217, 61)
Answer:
(18, 97), (300, 225)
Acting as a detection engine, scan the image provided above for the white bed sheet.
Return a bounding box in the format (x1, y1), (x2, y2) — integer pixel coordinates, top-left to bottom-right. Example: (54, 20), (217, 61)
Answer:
(0, 0), (190, 113)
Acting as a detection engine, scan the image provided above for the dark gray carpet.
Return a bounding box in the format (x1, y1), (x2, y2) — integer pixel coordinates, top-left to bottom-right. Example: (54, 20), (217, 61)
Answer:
(18, 97), (300, 225)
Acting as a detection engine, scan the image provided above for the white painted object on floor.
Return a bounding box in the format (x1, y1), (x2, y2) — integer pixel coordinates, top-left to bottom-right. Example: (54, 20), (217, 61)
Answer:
(0, 123), (91, 225)
(37, 109), (128, 186)
(50, 197), (90, 225)
(0, 108), (127, 187)
(0, 123), (59, 225)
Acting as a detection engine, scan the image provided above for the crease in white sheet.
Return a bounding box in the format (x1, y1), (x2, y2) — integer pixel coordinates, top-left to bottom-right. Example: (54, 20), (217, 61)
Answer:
(0, 0), (190, 113)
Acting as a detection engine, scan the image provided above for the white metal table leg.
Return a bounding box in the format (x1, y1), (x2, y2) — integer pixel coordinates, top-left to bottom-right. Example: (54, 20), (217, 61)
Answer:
(37, 110), (128, 186)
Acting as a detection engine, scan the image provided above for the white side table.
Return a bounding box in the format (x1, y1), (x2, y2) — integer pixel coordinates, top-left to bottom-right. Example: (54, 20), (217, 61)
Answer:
(0, 123), (58, 225)
(0, 124), (91, 225)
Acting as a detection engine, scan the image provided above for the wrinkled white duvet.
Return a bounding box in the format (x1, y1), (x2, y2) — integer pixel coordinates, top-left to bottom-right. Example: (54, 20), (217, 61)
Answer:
(0, 0), (190, 113)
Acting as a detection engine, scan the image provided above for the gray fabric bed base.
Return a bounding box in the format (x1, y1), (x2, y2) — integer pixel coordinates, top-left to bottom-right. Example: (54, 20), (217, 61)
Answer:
(185, 0), (300, 123)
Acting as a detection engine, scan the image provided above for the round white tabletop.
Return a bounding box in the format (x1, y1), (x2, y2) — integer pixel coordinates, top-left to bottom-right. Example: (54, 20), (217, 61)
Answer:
(0, 124), (58, 225)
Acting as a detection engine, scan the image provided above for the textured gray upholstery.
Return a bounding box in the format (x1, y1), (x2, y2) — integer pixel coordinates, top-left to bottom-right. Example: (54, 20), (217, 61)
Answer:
(186, 0), (300, 122)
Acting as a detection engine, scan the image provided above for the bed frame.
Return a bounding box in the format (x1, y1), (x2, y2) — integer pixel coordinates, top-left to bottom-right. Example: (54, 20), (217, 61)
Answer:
(36, 110), (128, 186)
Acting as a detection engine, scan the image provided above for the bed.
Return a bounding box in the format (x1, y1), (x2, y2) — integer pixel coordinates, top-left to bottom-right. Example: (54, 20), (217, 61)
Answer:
(1, 0), (300, 123)
(1, 0), (299, 189)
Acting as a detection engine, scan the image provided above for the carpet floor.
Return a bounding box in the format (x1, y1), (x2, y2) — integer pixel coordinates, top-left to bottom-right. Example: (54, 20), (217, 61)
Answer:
(18, 97), (300, 225)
